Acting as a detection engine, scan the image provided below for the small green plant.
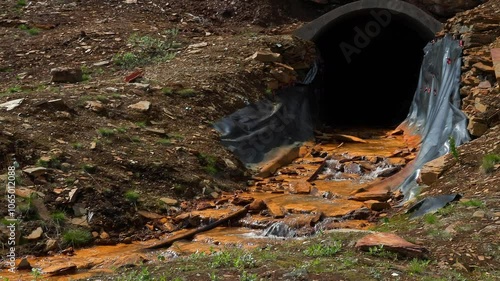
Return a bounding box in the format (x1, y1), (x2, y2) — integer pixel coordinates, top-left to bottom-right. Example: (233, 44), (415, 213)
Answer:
(481, 153), (500, 173)
(367, 245), (398, 259)
(35, 157), (60, 169)
(208, 272), (221, 281)
(198, 154), (218, 175)
(72, 142), (83, 149)
(113, 52), (140, 69)
(304, 241), (342, 257)
(1, 218), (19, 226)
(162, 87), (174, 95)
(210, 251), (232, 268)
(18, 193), (39, 220)
(30, 268), (42, 280)
(449, 136), (459, 161)
(423, 213), (438, 224)
(176, 88), (197, 97)
(16, 0), (27, 7)
(65, 177), (76, 185)
(131, 136), (141, 143)
(117, 127), (128, 133)
(124, 190), (140, 203)
(135, 121), (147, 128)
(51, 211), (66, 225)
(115, 266), (153, 281)
(18, 24), (40, 36)
(113, 29), (180, 69)
(408, 258), (430, 275)
(239, 271), (258, 281)
(82, 164), (97, 174)
(234, 253), (256, 269)
(96, 95), (108, 102)
(1, 86), (22, 97)
(97, 128), (115, 137)
(170, 133), (185, 140)
(187, 251), (207, 261)
(8, 86), (22, 93)
(460, 199), (484, 208)
(62, 229), (93, 247)
(157, 138), (171, 145)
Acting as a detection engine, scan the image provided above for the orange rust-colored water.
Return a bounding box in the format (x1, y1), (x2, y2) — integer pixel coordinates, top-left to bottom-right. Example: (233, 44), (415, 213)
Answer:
(2, 128), (419, 280)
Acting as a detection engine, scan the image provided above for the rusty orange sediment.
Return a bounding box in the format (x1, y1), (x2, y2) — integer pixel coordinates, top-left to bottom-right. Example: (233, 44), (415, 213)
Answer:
(3, 128), (422, 280)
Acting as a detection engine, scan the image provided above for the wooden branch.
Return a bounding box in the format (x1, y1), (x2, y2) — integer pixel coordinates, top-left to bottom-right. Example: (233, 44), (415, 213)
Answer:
(307, 155), (331, 182)
(145, 205), (249, 250)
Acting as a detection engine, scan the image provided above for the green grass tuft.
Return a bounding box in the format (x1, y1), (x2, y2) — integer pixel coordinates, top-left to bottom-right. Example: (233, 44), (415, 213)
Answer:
(113, 29), (180, 69)
(63, 229), (93, 247)
(408, 258), (430, 275)
(481, 153), (500, 173)
(157, 138), (172, 145)
(304, 241), (342, 257)
(460, 199), (484, 208)
(124, 190), (140, 203)
(51, 211), (66, 225)
(176, 88), (197, 97)
(449, 136), (459, 161)
(97, 128), (115, 137)
(423, 213), (438, 224)
(197, 154), (218, 175)
(82, 164), (97, 174)
(72, 142), (83, 149)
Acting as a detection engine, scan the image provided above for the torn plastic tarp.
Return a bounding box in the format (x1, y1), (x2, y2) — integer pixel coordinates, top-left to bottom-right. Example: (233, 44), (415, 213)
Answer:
(397, 35), (470, 199)
(407, 194), (462, 218)
(213, 86), (314, 165)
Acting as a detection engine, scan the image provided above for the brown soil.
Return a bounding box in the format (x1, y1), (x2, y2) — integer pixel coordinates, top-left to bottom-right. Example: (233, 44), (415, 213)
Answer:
(0, 0), (498, 280)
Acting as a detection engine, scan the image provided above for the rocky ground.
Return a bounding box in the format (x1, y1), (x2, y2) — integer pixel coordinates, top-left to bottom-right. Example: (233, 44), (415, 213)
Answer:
(0, 0), (499, 280)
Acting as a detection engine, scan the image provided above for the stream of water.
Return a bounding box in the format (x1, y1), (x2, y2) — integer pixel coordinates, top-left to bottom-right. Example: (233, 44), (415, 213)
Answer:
(2, 128), (418, 280)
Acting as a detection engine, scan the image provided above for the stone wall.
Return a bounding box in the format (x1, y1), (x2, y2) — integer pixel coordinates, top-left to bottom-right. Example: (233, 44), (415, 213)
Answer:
(438, 0), (500, 137)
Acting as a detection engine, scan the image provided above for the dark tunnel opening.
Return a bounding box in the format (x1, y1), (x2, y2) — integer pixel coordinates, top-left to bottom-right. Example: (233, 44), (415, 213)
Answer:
(313, 10), (432, 128)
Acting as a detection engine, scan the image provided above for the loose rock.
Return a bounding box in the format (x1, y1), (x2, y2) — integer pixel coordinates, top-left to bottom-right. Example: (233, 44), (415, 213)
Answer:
(50, 67), (83, 83)
(355, 232), (429, 258)
(128, 101), (151, 112)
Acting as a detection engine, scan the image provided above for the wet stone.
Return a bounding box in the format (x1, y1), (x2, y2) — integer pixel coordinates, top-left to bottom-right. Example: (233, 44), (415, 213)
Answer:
(355, 232), (429, 259)
(364, 200), (391, 211)
(231, 196), (254, 205)
(43, 264), (77, 276)
(16, 258), (32, 270)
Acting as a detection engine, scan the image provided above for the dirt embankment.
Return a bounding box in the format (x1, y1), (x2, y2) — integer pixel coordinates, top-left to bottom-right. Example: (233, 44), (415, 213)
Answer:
(0, 0), (498, 277)
(0, 0), (317, 256)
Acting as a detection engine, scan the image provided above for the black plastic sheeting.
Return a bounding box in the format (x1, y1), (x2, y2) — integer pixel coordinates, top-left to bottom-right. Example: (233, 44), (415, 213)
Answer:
(407, 194), (462, 218)
(397, 35), (470, 199)
(213, 86), (314, 165)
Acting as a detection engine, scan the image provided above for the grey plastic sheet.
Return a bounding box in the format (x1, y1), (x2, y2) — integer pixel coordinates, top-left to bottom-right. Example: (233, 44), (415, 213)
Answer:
(397, 35), (470, 199)
(213, 86), (314, 165)
(407, 194), (462, 218)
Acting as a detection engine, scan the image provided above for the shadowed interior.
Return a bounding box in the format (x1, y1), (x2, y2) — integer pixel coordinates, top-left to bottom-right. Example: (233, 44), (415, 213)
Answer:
(313, 10), (434, 127)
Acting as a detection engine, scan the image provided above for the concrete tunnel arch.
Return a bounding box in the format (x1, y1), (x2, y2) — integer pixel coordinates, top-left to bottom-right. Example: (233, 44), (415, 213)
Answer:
(294, 0), (443, 127)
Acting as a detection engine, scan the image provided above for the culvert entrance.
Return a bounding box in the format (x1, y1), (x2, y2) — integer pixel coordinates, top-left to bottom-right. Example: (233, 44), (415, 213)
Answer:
(295, 0), (443, 127)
